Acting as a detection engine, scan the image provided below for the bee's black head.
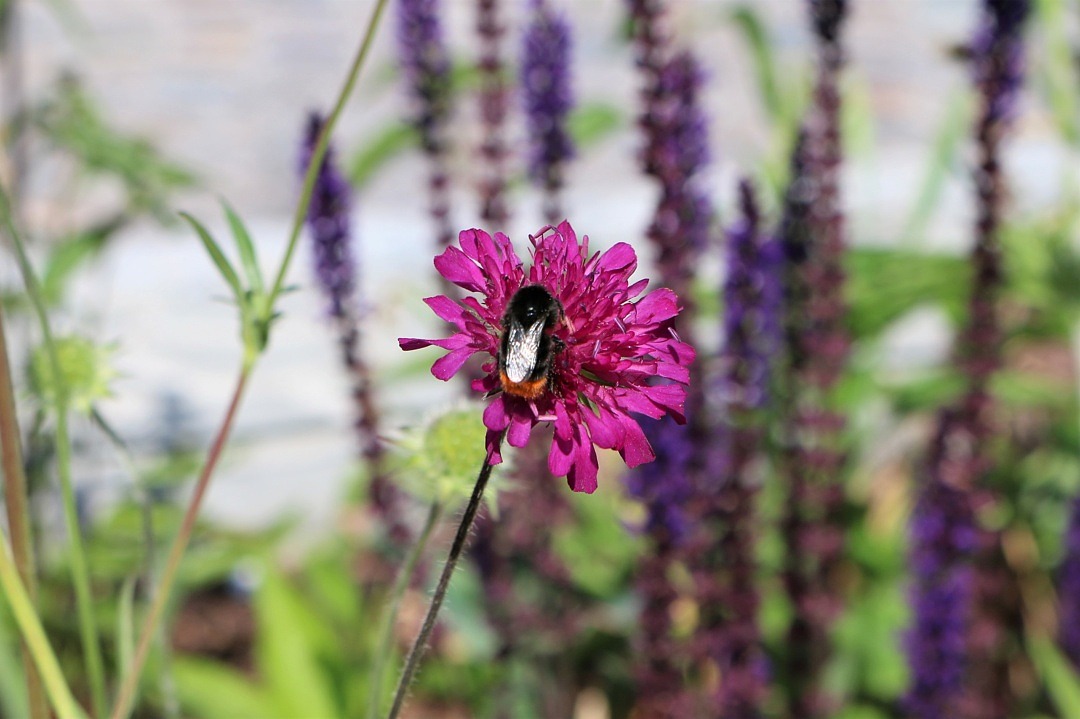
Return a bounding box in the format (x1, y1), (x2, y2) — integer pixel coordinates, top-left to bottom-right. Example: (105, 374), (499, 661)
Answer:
(506, 284), (561, 327)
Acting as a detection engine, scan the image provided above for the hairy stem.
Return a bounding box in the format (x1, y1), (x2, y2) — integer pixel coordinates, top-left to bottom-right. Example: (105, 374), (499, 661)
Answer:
(387, 437), (503, 719)
(367, 501), (443, 719)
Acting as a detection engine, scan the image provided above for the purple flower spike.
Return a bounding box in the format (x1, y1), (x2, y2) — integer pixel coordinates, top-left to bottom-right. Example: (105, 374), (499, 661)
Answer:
(722, 179), (782, 411)
(400, 223), (695, 493)
(973, 0), (1030, 125)
(905, 411), (979, 719)
(396, 0), (452, 154)
(624, 416), (694, 543)
(1060, 498), (1080, 669)
(522, 1), (575, 199)
(301, 113), (355, 319)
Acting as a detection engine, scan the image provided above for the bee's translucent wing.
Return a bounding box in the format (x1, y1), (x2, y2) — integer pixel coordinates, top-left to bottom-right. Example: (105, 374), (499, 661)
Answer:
(504, 319), (545, 383)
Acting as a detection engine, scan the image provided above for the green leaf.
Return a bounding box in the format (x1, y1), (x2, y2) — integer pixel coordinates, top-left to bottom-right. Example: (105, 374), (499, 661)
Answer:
(222, 201), (264, 298)
(180, 212), (244, 304)
(347, 123), (418, 188)
(1029, 636), (1080, 717)
(254, 568), (341, 719)
(567, 103), (622, 147)
(173, 656), (277, 719)
(846, 247), (969, 340)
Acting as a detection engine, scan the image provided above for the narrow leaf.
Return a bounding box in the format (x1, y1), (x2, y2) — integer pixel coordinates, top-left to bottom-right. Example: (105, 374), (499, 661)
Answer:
(221, 201), (264, 297)
(179, 212), (244, 303)
(347, 123), (418, 188)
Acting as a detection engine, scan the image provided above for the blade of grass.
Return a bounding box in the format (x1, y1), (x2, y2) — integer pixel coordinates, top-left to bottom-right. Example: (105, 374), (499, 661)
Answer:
(179, 212), (244, 304)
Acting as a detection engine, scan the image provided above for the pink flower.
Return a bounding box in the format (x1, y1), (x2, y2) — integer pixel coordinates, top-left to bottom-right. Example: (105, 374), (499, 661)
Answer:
(399, 222), (695, 493)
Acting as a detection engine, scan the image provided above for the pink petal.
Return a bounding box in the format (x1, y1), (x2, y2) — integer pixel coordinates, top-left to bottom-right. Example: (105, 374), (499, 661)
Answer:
(434, 246), (484, 292)
(633, 288), (680, 324)
(485, 428), (504, 465)
(656, 362), (691, 384)
(483, 395), (512, 433)
(423, 295), (469, 330)
(506, 411), (533, 448)
(617, 413), (655, 468)
(581, 405), (623, 450)
(431, 346), (476, 380)
(626, 278), (649, 299)
(594, 242), (637, 275)
(548, 430), (575, 476)
(399, 337), (434, 351)
(566, 437), (599, 493)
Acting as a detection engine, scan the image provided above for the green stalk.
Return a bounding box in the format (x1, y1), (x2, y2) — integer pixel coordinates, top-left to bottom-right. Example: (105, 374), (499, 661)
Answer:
(0, 185), (108, 719)
(108, 368), (249, 719)
(366, 502), (443, 719)
(266, 0), (389, 308)
(0, 302), (47, 719)
(0, 533), (87, 719)
(110, 3), (391, 714)
(387, 438), (503, 719)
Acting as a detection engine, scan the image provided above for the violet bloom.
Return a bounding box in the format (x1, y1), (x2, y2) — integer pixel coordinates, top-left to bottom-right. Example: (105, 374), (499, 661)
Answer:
(721, 179), (781, 411)
(1060, 498), (1080, 668)
(624, 416), (694, 543)
(522, 1), (574, 197)
(905, 412), (980, 719)
(396, 0), (451, 154)
(301, 113), (355, 319)
(973, 0), (1029, 125)
(400, 222), (695, 492)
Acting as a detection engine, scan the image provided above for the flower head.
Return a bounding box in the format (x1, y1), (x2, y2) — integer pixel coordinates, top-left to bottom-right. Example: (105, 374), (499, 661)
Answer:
(973, 0), (1030, 125)
(400, 222), (695, 493)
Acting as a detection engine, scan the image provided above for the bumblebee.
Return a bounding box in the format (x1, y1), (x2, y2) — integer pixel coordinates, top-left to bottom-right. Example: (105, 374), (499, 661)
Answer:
(498, 284), (564, 399)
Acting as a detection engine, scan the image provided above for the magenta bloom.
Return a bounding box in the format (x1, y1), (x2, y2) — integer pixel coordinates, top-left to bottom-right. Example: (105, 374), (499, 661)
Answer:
(399, 222), (695, 493)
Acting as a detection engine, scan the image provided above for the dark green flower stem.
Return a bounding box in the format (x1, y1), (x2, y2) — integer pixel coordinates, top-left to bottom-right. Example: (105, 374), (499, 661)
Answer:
(387, 436), (504, 719)
(0, 185), (107, 719)
(0, 300), (48, 719)
(367, 501), (443, 719)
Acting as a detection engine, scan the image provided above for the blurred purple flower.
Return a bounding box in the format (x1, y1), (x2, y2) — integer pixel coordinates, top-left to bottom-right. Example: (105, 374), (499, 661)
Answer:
(301, 112), (355, 319)
(400, 222), (695, 493)
(1060, 498), (1080, 668)
(973, 0), (1029, 125)
(721, 179), (782, 411)
(396, 0), (451, 154)
(808, 0), (847, 43)
(475, 0), (510, 226)
(624, 416), (694, 543)
(522, 1), (574, 200)
(905, 412), (980, 719)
